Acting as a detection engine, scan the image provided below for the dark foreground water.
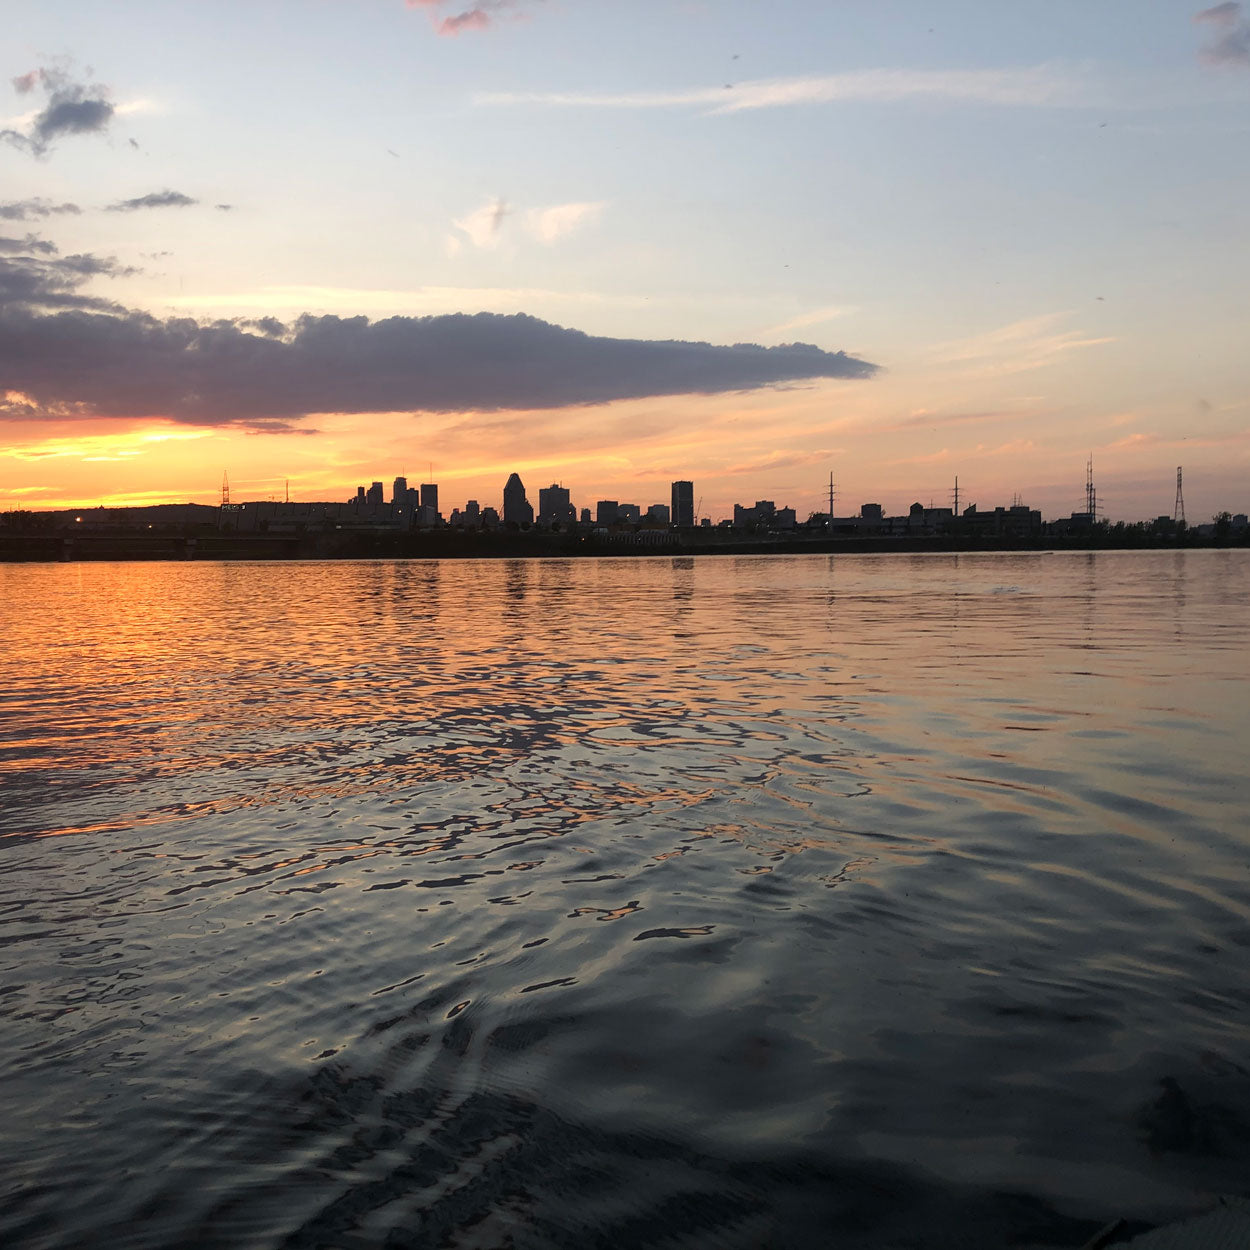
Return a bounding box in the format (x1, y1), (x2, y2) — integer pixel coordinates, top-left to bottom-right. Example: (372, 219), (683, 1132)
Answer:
(2, 550), (1249, 1249)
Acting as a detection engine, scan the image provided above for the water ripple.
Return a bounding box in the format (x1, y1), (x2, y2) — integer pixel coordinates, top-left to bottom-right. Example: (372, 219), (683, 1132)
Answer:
(2, 551), (1249, 1247)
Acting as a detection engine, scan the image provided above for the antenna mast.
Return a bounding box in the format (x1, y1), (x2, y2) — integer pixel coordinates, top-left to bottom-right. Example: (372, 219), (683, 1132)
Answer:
(828, 470), (835, 521)
(1085, 456), (1096, 520)
(952, 475), (960, 515)
(1174, 466), (1185, 525)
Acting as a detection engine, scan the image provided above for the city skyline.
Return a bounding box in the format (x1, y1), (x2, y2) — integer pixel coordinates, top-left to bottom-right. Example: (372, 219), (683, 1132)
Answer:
(7, 457), (1237, 530)
(3, 2), (1248, 523)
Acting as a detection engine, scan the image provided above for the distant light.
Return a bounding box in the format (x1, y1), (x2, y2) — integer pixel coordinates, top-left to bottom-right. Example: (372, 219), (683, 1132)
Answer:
(75, 516), (82, 523)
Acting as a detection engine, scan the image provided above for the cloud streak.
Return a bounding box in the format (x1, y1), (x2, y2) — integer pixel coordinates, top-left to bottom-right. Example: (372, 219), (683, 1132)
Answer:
(2, 66), (114, 156)
(0, 198), (82, 221)
(476, 64), (1093, 114)
(106, 190), (199, 213)
(1194, 2), (1250, 66)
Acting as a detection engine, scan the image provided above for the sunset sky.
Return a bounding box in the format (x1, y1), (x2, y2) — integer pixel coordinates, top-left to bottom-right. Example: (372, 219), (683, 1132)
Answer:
(3, 0), (1248, 522)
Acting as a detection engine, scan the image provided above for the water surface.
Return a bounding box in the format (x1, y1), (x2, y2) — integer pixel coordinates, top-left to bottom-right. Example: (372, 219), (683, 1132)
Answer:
(2, 551), (1249, 1247)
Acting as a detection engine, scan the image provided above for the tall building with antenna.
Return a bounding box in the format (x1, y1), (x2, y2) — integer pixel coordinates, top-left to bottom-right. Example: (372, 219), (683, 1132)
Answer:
(1174, 466), (1186, 526)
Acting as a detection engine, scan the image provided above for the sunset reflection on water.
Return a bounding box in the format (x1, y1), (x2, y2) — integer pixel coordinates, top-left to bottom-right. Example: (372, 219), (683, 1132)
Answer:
(2, 551), (1249, 1249)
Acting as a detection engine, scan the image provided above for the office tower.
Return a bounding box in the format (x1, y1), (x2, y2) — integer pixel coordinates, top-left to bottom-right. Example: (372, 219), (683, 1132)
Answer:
(617, 503), (641, 522)
(538, 483), (575, 525)
(367, 481), (385, 507)
(420, 483), (439, 522)
(580, 508), (592, 524)
(355, 486), (366, 506)
(647, 503), (670, 523)
(392, 475), (408, 505)
(503, 473), (534, 525)
(671, 480), (694, 527)
(596, 500), (619, 525)
(464, 499), (481, 521)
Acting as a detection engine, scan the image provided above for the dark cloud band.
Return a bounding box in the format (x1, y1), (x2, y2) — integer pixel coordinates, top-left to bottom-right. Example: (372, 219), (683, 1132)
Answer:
(1, 236), (877, 426)
(1, 307), (877, 426)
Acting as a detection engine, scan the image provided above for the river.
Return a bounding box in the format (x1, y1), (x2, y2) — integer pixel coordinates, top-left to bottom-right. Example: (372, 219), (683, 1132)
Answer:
(2, 550), (1248, 1248)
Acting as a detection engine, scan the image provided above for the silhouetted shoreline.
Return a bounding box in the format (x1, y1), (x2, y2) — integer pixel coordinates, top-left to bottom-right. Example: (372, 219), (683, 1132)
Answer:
(2, 527), (1245, 563)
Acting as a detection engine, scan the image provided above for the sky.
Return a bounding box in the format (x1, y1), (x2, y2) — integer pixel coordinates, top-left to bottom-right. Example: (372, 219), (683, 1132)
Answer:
(2, 0), (1248, 524)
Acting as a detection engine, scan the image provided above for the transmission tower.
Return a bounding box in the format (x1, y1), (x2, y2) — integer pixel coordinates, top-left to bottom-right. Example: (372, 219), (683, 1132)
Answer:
(1085, 456), (1096, 520)
(1174, 466), (1185, 525)
(827, 470), (836, 521)
(951, 475), (960, 515)
(221, 470), (230, 507)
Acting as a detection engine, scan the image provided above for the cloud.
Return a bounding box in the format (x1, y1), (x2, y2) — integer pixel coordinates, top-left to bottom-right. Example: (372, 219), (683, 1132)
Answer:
(929, 312), (1115, 378)
(525, 201), (605, 243)
(406, 0), (539, 36)
(0, 293), (877, 429)
(446, 198), (602, 252)
(760, 305), (852, 337)
(1194, 2), (1250, 66)
(0, 234), (59, 256)
(476, 64), (1092, 114)
(450, 196), (510, 249)
(106, 190), (199, 213)
(2, 66), (114, 156)
(0, 233), (135, 312)
(0, 197), (82, 221)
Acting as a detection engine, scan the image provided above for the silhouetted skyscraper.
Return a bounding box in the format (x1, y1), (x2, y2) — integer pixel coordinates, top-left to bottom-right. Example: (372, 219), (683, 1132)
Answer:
(392, 475), (407, 505)
(503, 473), (533, 525)
(538, 483), (575, 525)
(596, 500), (619, 525)
(420, 482), (438, 522)
(367, 481), (384, 507)
(671, 480), (694, 527)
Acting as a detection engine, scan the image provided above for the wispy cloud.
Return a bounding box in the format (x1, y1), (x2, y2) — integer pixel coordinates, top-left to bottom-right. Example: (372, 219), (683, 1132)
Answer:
(406, 0), (540, 37)
(1194, 2), (1250, 67)
(0, 427), (212, 462)
(449, 196), (510, 251)
(930, 313), (1116, 379)
(476, 64), (1093, 114)
(877, 408), (1040, 434)
(2, 65), (114, 156)
(106, 190), (198, 213)
(525, 201), (605, 243)
(447, 197), (603, 252)
(0, 197), (81, 221)
(761, 305), (853, 338)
